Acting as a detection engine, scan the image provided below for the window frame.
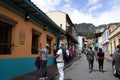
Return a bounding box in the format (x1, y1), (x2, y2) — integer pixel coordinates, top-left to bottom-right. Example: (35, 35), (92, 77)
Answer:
(0, 13), (17, 54)
(31, 29), (41, 54)
(46, 35), (53, 54)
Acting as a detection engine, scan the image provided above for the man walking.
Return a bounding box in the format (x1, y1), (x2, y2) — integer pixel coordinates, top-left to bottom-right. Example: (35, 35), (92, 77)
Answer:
(86, 47), (96, 73)
(55, 45), (64, 80)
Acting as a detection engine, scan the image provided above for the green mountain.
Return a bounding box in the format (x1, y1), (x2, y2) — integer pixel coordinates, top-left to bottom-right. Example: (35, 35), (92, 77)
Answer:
(96, 24), (107, 29)
(75, 23), (115, 39)
(74, 23), (96, 39)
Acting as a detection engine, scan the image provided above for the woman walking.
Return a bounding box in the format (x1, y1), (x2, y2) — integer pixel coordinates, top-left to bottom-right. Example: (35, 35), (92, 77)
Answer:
(97, 48), (104, 72)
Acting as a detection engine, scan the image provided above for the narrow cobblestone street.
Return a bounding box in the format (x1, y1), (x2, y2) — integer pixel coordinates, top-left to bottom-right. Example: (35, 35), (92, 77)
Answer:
(53, 54), (119, 80)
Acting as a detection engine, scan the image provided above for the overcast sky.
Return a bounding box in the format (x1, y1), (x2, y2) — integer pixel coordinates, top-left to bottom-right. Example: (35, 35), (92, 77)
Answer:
(31, 0), (120, 26)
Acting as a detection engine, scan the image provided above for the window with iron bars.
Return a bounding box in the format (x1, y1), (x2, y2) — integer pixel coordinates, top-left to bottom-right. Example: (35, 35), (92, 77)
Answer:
(32, 34), (39, 54)
(0, 14), (17, 54)
(0, 21), (13, 54)
(47, 36), (52, 54)
(31, 29), (41, 54)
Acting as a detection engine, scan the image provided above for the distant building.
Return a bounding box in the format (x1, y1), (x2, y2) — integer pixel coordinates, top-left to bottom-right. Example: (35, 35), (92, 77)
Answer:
(108, 23), (120, 54)
(78, 36), (84, 48)
(98, 25), (110, 57)
(46, 11), (78, 52)
(97, 23), (120, 56)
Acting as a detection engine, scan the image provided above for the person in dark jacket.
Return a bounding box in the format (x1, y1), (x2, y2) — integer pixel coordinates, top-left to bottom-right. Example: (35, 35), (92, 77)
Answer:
(97, 48), (104, 72)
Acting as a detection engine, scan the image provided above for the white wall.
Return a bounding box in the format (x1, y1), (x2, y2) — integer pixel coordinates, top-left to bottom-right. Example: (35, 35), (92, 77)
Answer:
(78, 36), (83, 48)
(46, 12), (66, 30)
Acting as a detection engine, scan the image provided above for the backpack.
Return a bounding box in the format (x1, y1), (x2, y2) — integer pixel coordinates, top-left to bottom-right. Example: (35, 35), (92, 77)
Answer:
(35, 57), (41, 69)
(62, 49), (68, 61)
(87, 50), (94, 60)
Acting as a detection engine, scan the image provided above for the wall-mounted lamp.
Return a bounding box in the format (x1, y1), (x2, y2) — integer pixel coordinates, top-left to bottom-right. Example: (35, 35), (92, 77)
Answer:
(60, 24), (62, 28)
(44, 27), (47, 31)
(25, 14), (30, 21)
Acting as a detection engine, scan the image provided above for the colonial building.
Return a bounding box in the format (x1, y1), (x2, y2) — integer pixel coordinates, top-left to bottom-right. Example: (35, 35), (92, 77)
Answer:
(0, 0), (65, 80)
(108, 23), (120, 54)
(98, 25), (109, 57)
(46, 11), (78, 54)
(94, 27), (105, 51)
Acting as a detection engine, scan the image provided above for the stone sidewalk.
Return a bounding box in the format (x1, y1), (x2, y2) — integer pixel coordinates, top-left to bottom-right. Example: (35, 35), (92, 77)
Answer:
(11, 56), (81, 80)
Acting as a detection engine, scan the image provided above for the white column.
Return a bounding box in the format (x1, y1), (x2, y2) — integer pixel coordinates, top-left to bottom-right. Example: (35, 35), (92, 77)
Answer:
(116, 37), (119, 46)
(112, 39), (114, 53)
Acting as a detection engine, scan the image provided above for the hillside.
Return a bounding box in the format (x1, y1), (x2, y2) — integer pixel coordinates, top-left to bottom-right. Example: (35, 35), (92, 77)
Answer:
(74, 23), (96, 39)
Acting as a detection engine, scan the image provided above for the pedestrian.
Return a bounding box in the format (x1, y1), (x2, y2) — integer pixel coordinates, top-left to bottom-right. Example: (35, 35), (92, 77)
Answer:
(55, 45), (64, 80)
(97, 48), (104, 72)
(38, 44), (49, 80)
(86, 47), (96, 73)
(68, 49), (73, 61)
(66, 48), (69, 63)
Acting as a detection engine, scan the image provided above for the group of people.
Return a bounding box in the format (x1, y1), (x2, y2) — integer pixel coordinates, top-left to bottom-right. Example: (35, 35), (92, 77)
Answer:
(55, 45), (74, 80)
(35, 43), (105, 80)
(36, 44), (72, 80)
(85, 47), (105, 73)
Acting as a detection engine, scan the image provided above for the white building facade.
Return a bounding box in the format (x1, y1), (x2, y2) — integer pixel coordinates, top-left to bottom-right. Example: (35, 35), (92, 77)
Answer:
(46, 11), (78, 52)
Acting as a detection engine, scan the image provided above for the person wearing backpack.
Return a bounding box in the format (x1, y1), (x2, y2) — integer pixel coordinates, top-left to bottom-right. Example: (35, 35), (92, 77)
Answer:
(62, 47), (68, 64)
(86, 47), (96, 73)
(55, 45), (65, 80)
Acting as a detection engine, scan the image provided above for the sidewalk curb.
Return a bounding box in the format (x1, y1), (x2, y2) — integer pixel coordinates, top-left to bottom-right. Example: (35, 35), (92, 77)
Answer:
(10, 56), (81, 80)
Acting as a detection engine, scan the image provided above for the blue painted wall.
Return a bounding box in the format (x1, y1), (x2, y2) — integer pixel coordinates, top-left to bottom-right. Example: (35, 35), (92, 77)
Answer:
(0, 56), (54, 80)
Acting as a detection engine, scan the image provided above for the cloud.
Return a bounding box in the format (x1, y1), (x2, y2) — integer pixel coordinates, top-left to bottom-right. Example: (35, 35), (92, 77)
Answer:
(95, 5), (120, 25)
(65, 0), (71, 2)
(31, 0), (120, 26)
(67, 4), (120, 26)
(31, 0), (61, 12)
(61, 4), (73, 13)
(88, 4), (103, 12)
(87, 0), (103, 12)
(61, 0), (120, 26)
(87, 0), (99, 6)
(69, 9), (93, 24)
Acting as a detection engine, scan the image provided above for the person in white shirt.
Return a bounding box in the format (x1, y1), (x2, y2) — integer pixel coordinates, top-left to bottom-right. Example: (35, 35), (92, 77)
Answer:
(55, 45), (64, 80)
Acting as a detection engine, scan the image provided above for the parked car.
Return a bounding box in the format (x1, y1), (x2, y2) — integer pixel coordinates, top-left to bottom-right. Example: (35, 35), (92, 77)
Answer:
(112, 44), (120, 77)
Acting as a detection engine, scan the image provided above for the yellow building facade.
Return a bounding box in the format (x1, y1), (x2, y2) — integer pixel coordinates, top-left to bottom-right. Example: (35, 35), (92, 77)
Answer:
(109, 23), (120, 54)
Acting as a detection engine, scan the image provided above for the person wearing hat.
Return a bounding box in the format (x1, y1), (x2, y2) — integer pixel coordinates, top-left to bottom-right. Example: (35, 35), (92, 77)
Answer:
(38, 43), (49, 80)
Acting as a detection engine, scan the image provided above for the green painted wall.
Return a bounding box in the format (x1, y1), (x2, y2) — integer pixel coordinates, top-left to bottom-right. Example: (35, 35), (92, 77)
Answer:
(0, 56), (54, 80)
